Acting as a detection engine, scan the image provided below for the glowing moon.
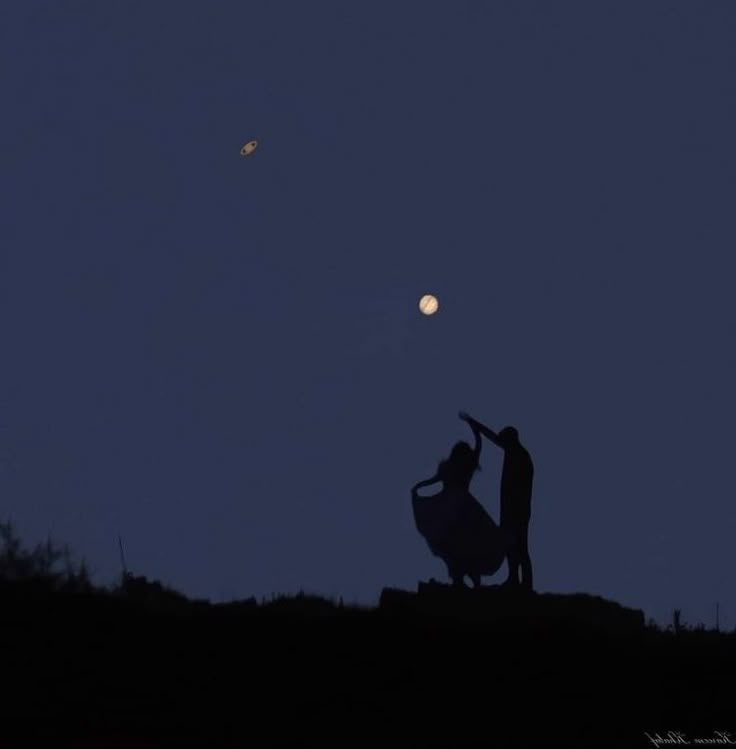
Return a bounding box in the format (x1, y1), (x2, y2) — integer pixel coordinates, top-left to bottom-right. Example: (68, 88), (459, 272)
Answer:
(240, 140), (258, 156)
(418, 294), (439, 315)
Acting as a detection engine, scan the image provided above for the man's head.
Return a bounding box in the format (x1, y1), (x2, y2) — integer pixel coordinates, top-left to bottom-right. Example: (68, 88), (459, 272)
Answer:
(498, 426), (519, 447)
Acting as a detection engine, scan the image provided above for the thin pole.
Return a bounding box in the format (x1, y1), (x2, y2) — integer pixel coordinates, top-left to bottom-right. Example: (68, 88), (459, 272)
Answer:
(118, 534), (128, 578)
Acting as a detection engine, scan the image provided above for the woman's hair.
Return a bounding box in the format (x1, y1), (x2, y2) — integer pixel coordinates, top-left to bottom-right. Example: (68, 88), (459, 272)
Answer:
(437, 441), (480, 486)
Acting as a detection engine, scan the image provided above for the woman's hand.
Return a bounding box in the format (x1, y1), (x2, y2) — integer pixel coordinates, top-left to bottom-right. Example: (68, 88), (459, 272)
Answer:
(412, 474), (439, 495)
(459, 411), (478, 429)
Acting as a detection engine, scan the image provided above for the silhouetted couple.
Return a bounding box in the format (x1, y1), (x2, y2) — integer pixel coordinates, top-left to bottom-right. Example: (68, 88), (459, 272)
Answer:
(411, 412), (534, 590)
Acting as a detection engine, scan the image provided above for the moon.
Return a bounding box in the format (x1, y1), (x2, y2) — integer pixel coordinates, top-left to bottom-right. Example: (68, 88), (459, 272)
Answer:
(240, 140), (258, 156)
(418, 294), (439, 315)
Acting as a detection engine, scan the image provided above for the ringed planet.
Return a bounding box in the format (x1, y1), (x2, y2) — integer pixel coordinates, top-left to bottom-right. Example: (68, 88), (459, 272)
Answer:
(418, 294), (439, 315)
(240, 140), (258, 156)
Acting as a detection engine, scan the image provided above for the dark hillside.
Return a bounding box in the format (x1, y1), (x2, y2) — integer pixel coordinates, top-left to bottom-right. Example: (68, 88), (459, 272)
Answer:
(1, 578), (734, 746)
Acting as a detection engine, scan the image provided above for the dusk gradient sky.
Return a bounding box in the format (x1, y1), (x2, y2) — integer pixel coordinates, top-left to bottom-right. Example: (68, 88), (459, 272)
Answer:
(2, 1), (735, 627)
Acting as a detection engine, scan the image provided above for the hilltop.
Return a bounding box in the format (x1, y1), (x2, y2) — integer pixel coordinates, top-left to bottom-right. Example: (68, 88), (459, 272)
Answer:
(1, 575), (735, 746)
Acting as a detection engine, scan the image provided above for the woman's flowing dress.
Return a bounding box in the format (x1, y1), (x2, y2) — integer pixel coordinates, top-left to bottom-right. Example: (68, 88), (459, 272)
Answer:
(412, 485), (510, 578)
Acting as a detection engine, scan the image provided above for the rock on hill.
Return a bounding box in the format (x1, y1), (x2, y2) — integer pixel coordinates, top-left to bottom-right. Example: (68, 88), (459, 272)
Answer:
(379, 580), (645, 634)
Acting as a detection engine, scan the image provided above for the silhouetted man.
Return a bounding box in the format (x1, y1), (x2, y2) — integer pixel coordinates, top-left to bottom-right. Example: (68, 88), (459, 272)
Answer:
(459, 412), (535, 591)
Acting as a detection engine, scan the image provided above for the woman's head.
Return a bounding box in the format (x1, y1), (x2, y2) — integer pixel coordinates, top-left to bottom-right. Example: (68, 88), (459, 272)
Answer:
(437, 441), (479, 486)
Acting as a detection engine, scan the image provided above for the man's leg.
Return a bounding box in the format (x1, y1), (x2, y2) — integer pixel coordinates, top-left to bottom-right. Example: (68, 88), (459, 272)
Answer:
(503, 526), (520, 586)
(519, 521), (533, 591)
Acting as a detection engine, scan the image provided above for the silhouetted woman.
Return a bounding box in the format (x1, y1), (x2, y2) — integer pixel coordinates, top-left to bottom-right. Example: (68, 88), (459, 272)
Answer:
(411, 420), (511, 587)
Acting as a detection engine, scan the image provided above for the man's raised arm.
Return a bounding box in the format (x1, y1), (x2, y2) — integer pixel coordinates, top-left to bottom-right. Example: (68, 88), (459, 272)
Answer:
(459, 412), (501, 447)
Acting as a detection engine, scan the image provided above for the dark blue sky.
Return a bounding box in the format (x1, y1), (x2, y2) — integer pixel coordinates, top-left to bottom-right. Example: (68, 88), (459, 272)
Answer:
(2, 1), (734, 626)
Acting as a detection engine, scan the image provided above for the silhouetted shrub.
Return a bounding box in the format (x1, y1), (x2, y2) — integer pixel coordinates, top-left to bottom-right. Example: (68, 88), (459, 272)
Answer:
(261, 590), (343, 615)
(112, 572), (196, 613)
(0, 518), (93, 592)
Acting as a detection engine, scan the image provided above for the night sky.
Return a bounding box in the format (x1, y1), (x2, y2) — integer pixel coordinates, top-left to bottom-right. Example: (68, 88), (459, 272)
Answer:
(2, 1), (735, 627)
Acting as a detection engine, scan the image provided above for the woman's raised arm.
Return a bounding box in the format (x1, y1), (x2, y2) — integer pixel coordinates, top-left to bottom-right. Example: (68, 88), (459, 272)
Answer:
(459, 411), (483, 463)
